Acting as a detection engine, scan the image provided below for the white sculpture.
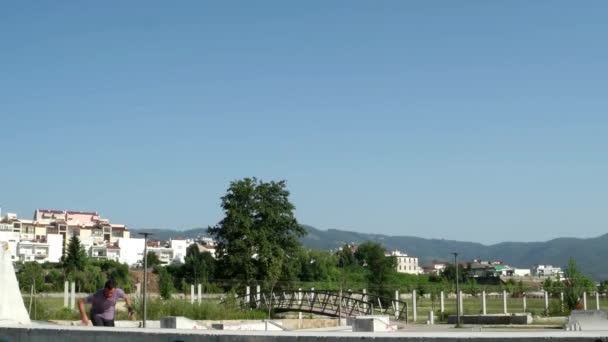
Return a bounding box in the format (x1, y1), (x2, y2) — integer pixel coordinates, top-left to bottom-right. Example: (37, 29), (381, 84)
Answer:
(0, 241), (31, 325)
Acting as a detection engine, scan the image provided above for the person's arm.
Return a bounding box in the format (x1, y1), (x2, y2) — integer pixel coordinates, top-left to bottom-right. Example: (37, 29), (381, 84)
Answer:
(77, 298), (89, 325)
(124, 294), (135, 320)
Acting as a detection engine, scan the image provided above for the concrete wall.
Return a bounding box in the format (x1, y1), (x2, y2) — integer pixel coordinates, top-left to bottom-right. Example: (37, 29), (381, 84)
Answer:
(2, 326), (608, 342)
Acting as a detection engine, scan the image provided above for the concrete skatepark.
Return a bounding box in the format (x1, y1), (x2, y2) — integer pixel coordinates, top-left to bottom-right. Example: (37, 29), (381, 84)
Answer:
(4, 242), (608, 341)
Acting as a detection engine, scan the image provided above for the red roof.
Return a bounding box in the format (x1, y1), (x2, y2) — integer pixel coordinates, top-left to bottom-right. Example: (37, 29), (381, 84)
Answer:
(66, 211), (98, 215)
(37, 209), (65, 214)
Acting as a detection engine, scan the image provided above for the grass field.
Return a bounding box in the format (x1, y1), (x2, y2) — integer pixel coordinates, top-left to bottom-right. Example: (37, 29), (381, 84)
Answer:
(21, 295), (267, 321)
(22, 293), (608, 323)
(406, 295), (608, 323)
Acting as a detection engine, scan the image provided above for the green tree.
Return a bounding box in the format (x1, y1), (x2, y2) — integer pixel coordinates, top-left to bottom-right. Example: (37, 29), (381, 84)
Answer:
(146, 251), (162, 268)
(94, 259), (132, 293)
(298, 249), (338, 282)
(463, 278), (481, 296)
(62, 236), (88, 278)
(182, 244), (216, 285)
(354, 241), (396, 295)
(441, 264), (468, 284)
(208, 178), (305, 284)
(336, 245), (356, 268)
(74, 264), (105, 293)
(17, 262), (46, 292)
(563, 257), (595, 311)
(156, 265), (174, 300)
(266, 249), (284, 319)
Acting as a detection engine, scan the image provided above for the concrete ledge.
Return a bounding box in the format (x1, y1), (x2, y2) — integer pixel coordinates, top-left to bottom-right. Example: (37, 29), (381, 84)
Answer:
(448, 314), (532, 325)
(2, 325), (608, 341)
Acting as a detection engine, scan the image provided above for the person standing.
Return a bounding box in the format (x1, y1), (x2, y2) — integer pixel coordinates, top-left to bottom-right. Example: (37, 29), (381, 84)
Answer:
(78, 279), (134, 326)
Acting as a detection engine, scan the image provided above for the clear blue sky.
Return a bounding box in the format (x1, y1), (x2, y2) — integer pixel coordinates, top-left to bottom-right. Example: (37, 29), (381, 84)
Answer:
(1, 2), (607, 244)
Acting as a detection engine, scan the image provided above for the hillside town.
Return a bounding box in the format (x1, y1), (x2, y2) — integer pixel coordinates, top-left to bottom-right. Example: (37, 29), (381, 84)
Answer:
(1, 208), (565, 281)
(0, 209), (216, 267)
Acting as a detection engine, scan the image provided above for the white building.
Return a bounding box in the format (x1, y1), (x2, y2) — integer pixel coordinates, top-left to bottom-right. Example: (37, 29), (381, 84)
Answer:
(17, 234), (63, 263)
(387, 250), (421, 275)
(513, 268), (531, 277)
(169, 238), (194, 264)
(533, 264), (564, 278)
(118, 238), (145, 266)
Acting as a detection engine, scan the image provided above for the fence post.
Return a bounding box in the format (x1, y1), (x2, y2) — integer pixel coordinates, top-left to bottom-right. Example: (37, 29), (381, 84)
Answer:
(583, 292), (587, 310)
(544, 291), (549, 316)
(412, 289), (417, 323)
(482, 290), (487, 315)
(245, 286), (250, 305)
(63, 281), (69, 308)
(503, 290), (508, 314)
(70, 281), (76, 310)
(197, 284), (202, 305)
(190, 285), (194, 304)
(459, 291), (463, 316)
(440, 291), (445, 313)
(394, 290), (399, 319)
(596, 291), (601, 311)
(523, 293), (527, 313)
(256, 285), (261, 307)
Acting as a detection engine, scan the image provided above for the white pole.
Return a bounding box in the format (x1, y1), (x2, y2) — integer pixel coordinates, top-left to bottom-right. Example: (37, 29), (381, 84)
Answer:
(394, 290), (399, 319)
(596, 291), (601, 311)
(362, 289), (367, 313)
(523, 294), (527, 313)
(560, 292), (564, 313)
(503, 290), (508, 314)
(197, 283), (202, 305)
(459, 291), (463, 316)
(482, 290), (487, 315)
(63, 281), (69, 307)
(256, 285), (261, 307)
(298, 288), (302, 320)
(428, 310), (434, 325)
(412, 289), (417, 323)
(190, 285), (194, 304)
(246, 286), (250, 305)
(583, 292), (587, 310)
(544, 291), (549, 315)
(70, 281), (76, 310)
(440, 291), (445, 313)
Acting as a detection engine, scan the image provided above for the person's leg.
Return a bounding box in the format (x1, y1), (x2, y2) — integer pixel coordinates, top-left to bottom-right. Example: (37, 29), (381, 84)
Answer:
(102, 318), (115, 327)
(91, 314), (104, 327)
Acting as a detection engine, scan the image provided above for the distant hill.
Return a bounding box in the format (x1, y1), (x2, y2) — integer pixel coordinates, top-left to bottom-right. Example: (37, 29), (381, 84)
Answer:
(133, 225), (608, 280)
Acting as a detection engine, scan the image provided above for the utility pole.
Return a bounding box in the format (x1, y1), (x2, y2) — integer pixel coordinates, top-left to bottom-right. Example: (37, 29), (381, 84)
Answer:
(452, 252), (461, 328)
(138, 232), (153, 328)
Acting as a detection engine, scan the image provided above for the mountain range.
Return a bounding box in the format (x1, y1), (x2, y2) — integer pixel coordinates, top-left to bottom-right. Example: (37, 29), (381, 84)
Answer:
(131, 225), (608, 280)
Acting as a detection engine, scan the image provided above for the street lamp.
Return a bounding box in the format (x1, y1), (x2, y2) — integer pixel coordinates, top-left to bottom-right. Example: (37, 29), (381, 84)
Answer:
(138, 232), (154, 328)
(452, 252), (461, 327)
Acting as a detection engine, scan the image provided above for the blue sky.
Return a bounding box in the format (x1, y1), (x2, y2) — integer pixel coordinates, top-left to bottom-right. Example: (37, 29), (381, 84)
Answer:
(1, 2), (607, 244)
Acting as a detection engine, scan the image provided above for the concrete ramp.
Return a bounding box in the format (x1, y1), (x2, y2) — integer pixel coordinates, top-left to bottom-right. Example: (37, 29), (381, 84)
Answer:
(565, 310), (608, 331)
(0, 241), (30, 326)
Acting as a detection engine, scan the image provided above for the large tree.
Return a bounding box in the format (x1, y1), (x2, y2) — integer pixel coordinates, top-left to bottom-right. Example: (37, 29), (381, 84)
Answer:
(209, 178), (305, 285)
(182, 244), (215, 285)
(354, 241), (396, 295)
(62, 236), (88, 278)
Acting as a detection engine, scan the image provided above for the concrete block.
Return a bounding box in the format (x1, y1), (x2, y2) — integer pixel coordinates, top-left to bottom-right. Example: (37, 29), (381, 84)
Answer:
(352, 315), (393, 332)
(160, 316), (206, 330)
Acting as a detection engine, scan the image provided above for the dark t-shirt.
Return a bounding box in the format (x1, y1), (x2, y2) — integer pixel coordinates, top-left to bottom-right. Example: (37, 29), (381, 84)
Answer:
(84, 288), (126, 320)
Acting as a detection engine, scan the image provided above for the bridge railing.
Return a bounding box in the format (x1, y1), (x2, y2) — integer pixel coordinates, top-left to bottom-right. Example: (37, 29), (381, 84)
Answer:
(234, 289), (408, 322)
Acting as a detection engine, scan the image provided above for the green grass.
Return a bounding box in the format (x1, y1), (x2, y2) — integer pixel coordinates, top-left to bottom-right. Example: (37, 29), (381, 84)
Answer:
(21, 295), (267, 321)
